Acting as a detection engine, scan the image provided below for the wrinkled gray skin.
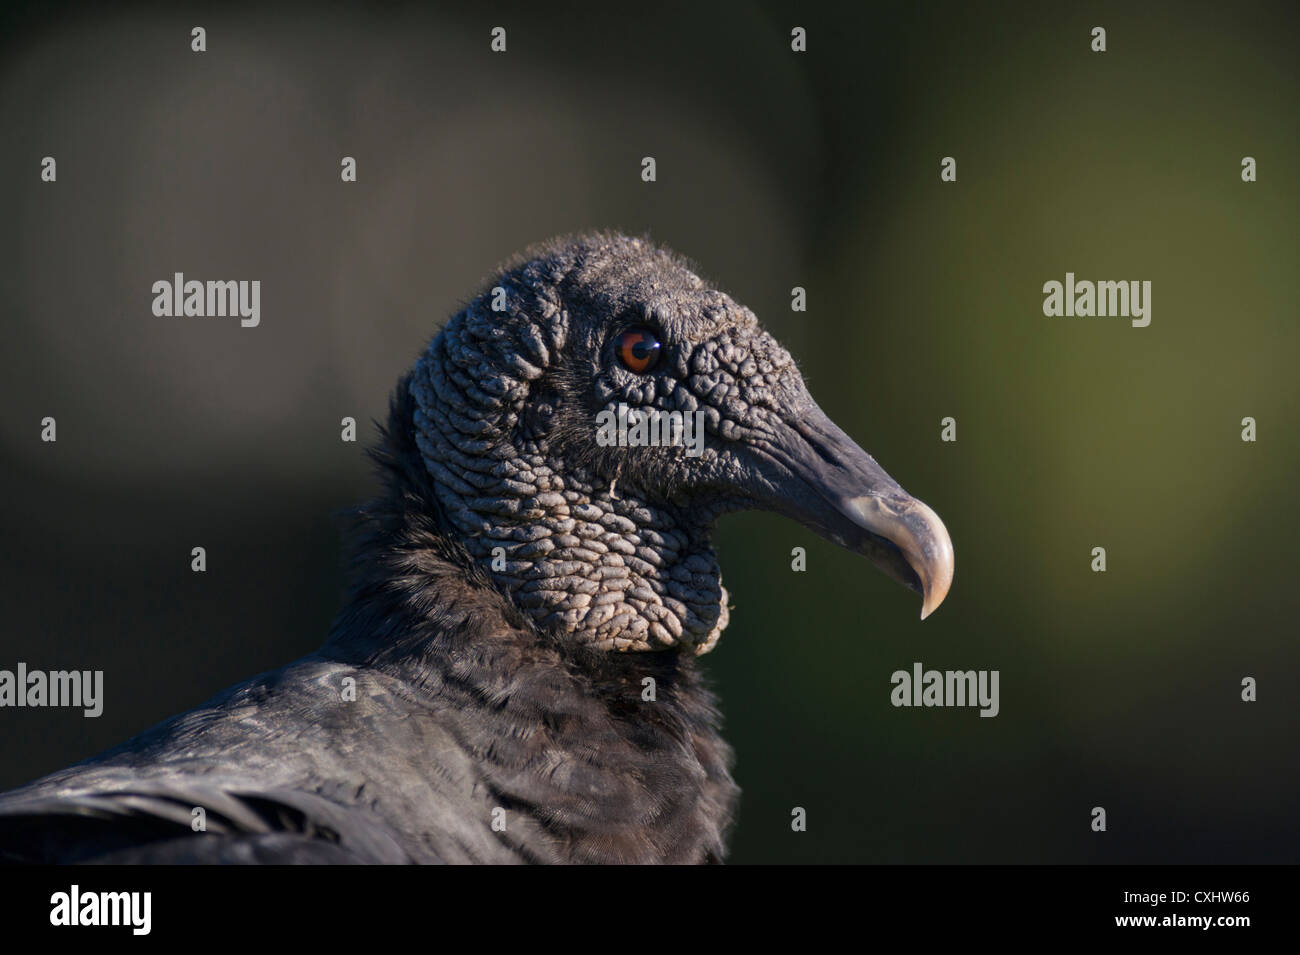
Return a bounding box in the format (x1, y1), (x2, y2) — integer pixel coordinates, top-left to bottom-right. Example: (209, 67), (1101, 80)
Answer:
(0, 234), (950, 864)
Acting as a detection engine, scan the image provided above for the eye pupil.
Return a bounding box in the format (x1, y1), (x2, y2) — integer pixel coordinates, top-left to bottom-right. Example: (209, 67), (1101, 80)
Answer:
(615, 327), (662, 373)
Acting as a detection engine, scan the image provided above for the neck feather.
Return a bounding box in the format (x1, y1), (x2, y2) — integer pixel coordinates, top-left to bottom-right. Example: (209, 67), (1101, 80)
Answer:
(322, 384), (738, 861)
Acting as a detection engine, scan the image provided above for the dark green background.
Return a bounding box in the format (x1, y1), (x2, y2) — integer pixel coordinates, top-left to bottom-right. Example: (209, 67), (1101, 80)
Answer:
(1, 1), (1296, 862)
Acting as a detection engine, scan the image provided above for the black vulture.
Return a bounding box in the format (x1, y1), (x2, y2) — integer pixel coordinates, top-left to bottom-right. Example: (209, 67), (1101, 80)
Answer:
(0, 234), (953, 864)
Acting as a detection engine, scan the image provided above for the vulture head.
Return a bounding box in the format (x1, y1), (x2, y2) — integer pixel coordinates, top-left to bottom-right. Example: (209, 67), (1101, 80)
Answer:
(408, 233), (953, 655)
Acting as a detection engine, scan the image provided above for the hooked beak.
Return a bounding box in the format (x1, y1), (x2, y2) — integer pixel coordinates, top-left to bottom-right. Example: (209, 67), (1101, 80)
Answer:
(748, 402), (954, 619)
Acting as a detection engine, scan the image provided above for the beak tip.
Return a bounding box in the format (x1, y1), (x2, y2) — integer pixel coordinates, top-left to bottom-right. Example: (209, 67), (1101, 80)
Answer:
(919, 586), (946, 620)
(918, 588), (942, 620)
(911, 505), (954, 621)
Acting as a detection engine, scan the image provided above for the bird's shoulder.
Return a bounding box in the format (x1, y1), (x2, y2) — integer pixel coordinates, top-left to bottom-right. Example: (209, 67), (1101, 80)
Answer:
(0, 657), (520, 864)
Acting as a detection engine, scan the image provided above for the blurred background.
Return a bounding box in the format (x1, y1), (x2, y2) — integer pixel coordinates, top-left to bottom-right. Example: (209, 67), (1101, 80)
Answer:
(1, 0), (1296, 863)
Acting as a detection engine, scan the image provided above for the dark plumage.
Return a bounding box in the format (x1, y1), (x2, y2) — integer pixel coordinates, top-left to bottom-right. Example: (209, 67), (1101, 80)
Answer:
(0, 233), (952, 864)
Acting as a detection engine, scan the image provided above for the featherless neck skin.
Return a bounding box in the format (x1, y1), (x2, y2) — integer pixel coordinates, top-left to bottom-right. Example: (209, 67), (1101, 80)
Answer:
(409, 328), (732, 655)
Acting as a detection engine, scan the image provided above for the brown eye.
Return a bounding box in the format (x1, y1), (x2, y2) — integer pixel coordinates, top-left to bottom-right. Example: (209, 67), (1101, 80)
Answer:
(614, 327), (662, 374)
